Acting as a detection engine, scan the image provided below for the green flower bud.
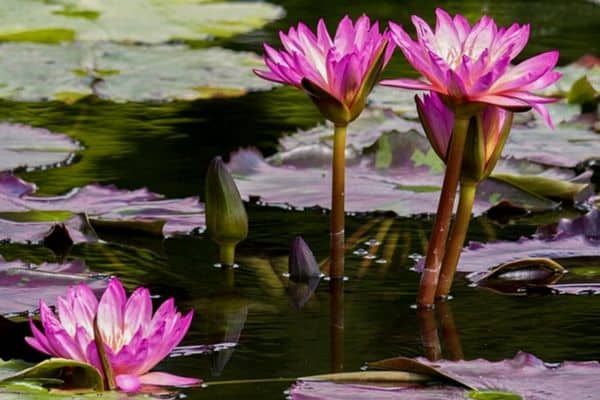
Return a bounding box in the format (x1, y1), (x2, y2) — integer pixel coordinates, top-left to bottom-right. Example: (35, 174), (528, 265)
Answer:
(205, 156), (248, 266)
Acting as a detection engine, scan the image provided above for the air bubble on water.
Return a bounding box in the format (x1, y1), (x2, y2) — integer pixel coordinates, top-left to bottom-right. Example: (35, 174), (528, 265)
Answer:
(467, 283), (478, 287)
(353, 248), (368, 256)
(409, 253), (423, 262)
(363, 254), (376, 260)
(375, 258), (387, 264)
(365, 239), (380, 247)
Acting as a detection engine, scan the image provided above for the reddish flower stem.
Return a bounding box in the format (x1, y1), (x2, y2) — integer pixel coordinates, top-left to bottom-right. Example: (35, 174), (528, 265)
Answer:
(436, 181), (477, 298)
(416, 116), (470, 307)
(330, 124), (347, 279)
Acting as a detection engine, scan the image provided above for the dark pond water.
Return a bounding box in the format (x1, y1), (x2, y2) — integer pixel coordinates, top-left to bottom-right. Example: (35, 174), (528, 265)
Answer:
(1, 0), (600, 399)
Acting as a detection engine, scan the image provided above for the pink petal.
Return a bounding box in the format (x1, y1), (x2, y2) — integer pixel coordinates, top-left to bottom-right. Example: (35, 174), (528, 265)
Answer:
(139, 372), (201, 387)
(56, 296), (76, 336)
(433, 8), (461, 62)
(25, 318), (53, 355)
(446, 69), (468, 98)
(124, 287), (152, 341)
(97, 277), (127, 350)
(253, 68), (286, 84)
(316, 19), (333, 49)
(379, 78), (434, 91)
(69, 283), (98, 335)
(149, 298), (175, 333)
(476, 94), (531, 108)
(334, 15), (355, 54)
(453, 14), (471, 41)
(115, 374), (142, 392)
(492, 51), (560, 91)
(24, 336), (51, 356)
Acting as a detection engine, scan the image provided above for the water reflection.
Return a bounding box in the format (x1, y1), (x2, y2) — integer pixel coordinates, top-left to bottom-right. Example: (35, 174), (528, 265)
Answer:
(196, 266), (249, 377)
(330, 279), (344, 373)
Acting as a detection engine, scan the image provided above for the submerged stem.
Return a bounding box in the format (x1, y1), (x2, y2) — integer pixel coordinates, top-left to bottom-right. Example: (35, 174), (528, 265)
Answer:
(330, 124), (347, 279)
(417, 116), (470, 307)
(436, 182), (477, 298)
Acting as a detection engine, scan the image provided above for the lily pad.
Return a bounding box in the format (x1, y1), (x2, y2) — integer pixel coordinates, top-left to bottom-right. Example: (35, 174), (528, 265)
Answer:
(0, 358), (102, 390)
(0, 174), (205, 243)
(0, 255), (107, 316)
(0, 123), (79, 173)
(290, 352), (600, 399)
(503, 125), (600, 168)
(0, 42), (275, 102)
(0, 0), (283, 44)
(229, 110), (589, 217)
(538, 60), (600, 99)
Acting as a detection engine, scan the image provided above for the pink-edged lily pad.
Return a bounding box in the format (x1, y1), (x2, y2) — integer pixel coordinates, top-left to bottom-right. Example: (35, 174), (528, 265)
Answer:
(0, 174), (205, 243)
(290, 352), (600, 399)
(0, 123), (79, 173)
(0, 255), (107, 316)
(229, 110), (589, 217)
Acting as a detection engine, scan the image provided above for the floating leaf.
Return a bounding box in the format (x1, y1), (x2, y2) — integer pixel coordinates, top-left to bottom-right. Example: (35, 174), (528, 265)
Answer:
(0, 256), (107, 315)
(0, 358), (102, 390)
(290, 352), (600, 399)
(503, 125), (600, 168)
(539, 61), (600, 99)
(0, 0), (283, 44)
(0, 124), (79, 173)
(229, 110), (588, 216)
(0, 174), (205, 243)
(0, 42), (275, 102)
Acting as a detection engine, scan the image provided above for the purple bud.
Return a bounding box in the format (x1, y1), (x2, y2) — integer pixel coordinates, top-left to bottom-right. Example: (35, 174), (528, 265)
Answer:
(288, 236), (321, 282)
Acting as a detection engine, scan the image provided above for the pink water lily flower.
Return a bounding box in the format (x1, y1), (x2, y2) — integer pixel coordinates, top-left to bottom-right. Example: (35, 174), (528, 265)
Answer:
(416, 91), (512, 176)
(26, 277), (199, 392)
(254, 15), (394, 125)
(381, 8), (560, 126)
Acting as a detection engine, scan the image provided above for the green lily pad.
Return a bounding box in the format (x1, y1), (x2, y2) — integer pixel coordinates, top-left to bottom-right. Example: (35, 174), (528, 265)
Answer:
(0, 0), (283, 44)
(0, 123), (80, 172)
(0, 358), (102, 391)
(0, 42), (274, 102)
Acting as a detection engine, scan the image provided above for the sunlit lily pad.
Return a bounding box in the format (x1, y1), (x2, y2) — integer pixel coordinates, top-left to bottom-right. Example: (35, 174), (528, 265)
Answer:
(290, 352), (600, 399)
(0, 0), (283, 44)
(230, 110), (591, 216)
(0, 256), (107, 316)
(503, 125), (600, 168)
(539, 59), (600, 99)
(0, 174), (205, 243)
(0, 124), (79, 172)
(0, 42), (275, 102)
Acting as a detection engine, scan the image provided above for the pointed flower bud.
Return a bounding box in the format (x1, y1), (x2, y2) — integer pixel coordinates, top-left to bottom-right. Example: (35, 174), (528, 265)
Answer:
(288, 236), (322, 282)
(416, 92), (513, 183)
(205, 157), (248, 266)
(254, 15), (394, 125)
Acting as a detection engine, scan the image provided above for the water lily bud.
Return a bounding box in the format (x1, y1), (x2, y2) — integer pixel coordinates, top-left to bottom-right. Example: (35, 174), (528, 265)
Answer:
(288, 236), (322, 282)
(205, 156), (248, 266)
